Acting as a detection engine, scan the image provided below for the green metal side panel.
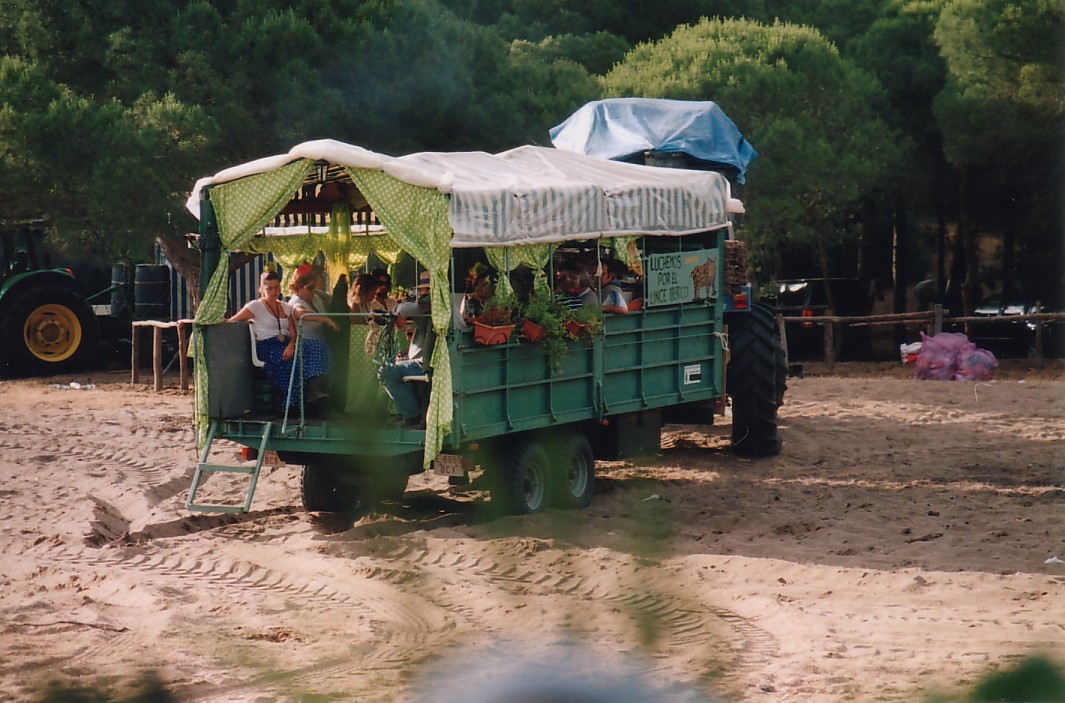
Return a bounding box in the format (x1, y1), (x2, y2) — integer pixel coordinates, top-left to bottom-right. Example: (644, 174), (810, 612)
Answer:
(600, 305), (722, 416)
(210, 241), (725, 459)
(450, 327), (598, 442)
(447, 304), (723, 444)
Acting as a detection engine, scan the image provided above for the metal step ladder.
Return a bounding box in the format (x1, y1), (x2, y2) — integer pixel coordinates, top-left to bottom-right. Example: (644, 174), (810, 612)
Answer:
(186, 420), (273, 513)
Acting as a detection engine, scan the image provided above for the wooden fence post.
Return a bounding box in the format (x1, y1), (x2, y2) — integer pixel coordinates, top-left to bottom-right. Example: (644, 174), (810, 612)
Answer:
(933, 305), (943, 335)
(152, 326), (163, 392)
(775, 313), (789, 367)
(131, 325), (140, 384)
(823, 320), (835, 368)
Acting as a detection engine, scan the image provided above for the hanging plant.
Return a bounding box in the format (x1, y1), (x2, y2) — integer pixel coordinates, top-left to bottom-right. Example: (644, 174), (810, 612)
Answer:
(521, 290), (570, 373)
(472, 287), (519, 345)
(565, 305), (603, 345)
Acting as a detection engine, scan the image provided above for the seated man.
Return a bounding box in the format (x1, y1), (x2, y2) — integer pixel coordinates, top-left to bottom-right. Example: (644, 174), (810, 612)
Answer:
(556, 267), (597, 311)
(379, 270), (432, 429)
(598, 258), (630, 315)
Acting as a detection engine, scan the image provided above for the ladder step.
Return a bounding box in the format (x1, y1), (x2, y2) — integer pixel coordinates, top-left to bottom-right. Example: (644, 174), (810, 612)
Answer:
(184, 503), (249, 514)
(196, 463), (257, 475)
(186, 420), (273, 514)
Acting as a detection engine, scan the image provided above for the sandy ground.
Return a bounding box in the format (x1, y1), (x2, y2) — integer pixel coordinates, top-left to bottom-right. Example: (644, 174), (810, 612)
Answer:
(1, 359), (1063, 702)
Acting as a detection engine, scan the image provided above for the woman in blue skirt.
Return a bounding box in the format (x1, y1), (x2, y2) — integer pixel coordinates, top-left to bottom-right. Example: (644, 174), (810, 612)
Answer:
(228, 270), (331, 411)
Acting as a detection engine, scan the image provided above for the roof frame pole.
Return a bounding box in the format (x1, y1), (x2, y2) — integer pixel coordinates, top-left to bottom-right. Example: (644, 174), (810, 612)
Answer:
(198, 191), (221, 297)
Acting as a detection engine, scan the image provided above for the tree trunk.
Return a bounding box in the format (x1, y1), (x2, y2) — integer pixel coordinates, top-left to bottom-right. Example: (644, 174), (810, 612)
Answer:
(958, 167), (982, 319)
(1001, 191), (1017, 302)
(156, 232), (258, 314)
(892, 204), (909, 347)
(155, 234), (200, 309)
(816, 229), (836, 316)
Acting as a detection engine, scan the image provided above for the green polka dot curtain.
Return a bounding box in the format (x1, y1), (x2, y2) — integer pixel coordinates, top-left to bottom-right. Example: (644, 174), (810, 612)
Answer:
(347, 167), (454, 468)
(485, 243), (553, 297)
(192, 159), (313, 446)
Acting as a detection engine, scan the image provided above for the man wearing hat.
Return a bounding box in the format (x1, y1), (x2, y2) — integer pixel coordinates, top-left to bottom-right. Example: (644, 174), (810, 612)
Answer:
(379, 270), (432, 428)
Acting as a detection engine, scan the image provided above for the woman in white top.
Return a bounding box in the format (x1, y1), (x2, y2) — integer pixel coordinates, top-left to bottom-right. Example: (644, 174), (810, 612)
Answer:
(228, 270), (329, 409)
(289, 273), (340, 343)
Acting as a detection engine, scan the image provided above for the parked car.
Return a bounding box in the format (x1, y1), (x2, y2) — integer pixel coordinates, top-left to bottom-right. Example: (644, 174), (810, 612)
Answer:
(1043, 312), (1065, 358)
(763, 278), (874, 361)
(954, 298), (1065, 359)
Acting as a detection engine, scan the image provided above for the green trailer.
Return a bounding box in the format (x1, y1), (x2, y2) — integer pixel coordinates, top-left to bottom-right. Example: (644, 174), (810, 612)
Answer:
(185, 140), (784, 515)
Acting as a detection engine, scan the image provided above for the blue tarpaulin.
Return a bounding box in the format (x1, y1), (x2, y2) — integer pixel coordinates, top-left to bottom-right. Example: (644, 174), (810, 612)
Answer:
(549, 98), (758, 184)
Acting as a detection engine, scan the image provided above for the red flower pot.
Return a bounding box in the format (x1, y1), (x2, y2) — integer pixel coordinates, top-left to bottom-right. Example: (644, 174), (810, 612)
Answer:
(564, 319), (587, 337)
(473, 320), (515, 346)
(521, 319), (546, 343)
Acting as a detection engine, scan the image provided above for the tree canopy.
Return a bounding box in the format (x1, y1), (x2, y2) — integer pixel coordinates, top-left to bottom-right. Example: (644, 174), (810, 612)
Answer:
(602, 17), (905, 284)
(0, 0), (1060, 308)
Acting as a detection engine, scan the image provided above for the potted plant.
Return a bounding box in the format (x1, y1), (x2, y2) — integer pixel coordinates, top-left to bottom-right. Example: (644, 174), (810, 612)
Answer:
(521, 291), (570, 373)
(564, 305), (603, 342)
(472, 288), (519, 346)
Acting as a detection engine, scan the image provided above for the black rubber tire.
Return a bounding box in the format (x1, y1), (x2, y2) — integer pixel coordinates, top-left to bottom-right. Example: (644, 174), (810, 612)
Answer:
(354, 470), (409, 507)
(301, 462), (353, 512)
(727, 302), (784, 457)
(495, 438), (551, 515)
(548, 430), (595, 509)
(2, 284), (98, 376)
(301, 458), (409, 512)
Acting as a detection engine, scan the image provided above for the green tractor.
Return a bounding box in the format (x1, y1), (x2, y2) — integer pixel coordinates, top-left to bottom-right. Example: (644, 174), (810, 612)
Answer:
(0, 223), (99, 376)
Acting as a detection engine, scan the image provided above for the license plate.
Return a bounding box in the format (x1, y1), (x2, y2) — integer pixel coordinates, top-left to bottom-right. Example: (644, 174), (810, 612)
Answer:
(433, 453), (464, 477)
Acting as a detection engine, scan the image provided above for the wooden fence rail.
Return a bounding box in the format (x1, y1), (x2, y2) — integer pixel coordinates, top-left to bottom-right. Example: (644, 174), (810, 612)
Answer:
(774, 305), (1065, 368)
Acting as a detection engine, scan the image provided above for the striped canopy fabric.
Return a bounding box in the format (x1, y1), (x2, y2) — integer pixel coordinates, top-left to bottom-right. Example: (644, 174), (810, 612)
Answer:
(188, 140), (739, 250)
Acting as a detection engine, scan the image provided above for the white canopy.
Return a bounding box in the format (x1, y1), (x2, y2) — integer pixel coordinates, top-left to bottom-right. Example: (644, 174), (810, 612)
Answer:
(187, 139), (743, 248)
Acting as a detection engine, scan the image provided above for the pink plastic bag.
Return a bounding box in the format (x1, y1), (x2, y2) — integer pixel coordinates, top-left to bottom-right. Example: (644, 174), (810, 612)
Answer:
(913, 332), (975, 381)
(955, 348), (998, 381)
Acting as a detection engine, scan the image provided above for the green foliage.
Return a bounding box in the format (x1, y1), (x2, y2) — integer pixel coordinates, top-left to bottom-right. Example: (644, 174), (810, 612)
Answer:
(569, 304), (603, 340)
(602, 17), (905, 282)
(481, 286), (520, 325)
(932, 0), (1065, 301)
(512, 31), (631, 75)
(934, 0), (1064, 166)
(966, 657), (1065, 703)
(924, 656), (1065, 703)
(35, 671), (176, 703)
(0, 0), (601, 266)
(520, 288), (569, 372)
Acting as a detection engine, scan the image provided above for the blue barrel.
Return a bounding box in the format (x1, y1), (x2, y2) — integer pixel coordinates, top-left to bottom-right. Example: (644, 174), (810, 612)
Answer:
(134, 264), (170, 320)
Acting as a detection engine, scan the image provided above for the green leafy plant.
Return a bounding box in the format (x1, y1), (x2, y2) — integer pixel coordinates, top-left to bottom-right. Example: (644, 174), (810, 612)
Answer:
(521, 290), (570, 373)
(570, 305), (604, 341)
(480, 287), (519, 326)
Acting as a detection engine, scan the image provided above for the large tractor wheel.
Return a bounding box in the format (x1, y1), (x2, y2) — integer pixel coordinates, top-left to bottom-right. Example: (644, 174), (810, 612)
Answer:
(727, 302), (785, 457)
(547, 430), (595, 510)
(2, 284), (98, 376)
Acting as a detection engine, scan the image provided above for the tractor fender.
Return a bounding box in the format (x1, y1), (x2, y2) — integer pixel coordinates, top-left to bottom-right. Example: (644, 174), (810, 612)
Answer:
(0, 269), (82, 301)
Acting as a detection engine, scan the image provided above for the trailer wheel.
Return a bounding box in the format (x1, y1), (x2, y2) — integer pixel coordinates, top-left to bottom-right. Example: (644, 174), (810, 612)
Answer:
(496, 438), (551, 515)
(727, 302), (784, 457)
(549, 431), (595, 509)
(355, 470), (409, 507)
(301, 462), (353, 512)
(2, 284), (98, 376)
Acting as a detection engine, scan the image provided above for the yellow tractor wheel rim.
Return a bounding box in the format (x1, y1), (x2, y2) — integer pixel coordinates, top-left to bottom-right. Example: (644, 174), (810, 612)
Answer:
(23, 303), (83, 363)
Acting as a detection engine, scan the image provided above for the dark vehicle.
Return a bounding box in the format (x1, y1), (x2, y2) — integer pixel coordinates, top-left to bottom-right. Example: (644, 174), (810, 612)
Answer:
(0, 223), (98, 376)
(965, 299), (1035, 358)
(955, 299), (1065, 359)
(765, 278), (874, 361)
